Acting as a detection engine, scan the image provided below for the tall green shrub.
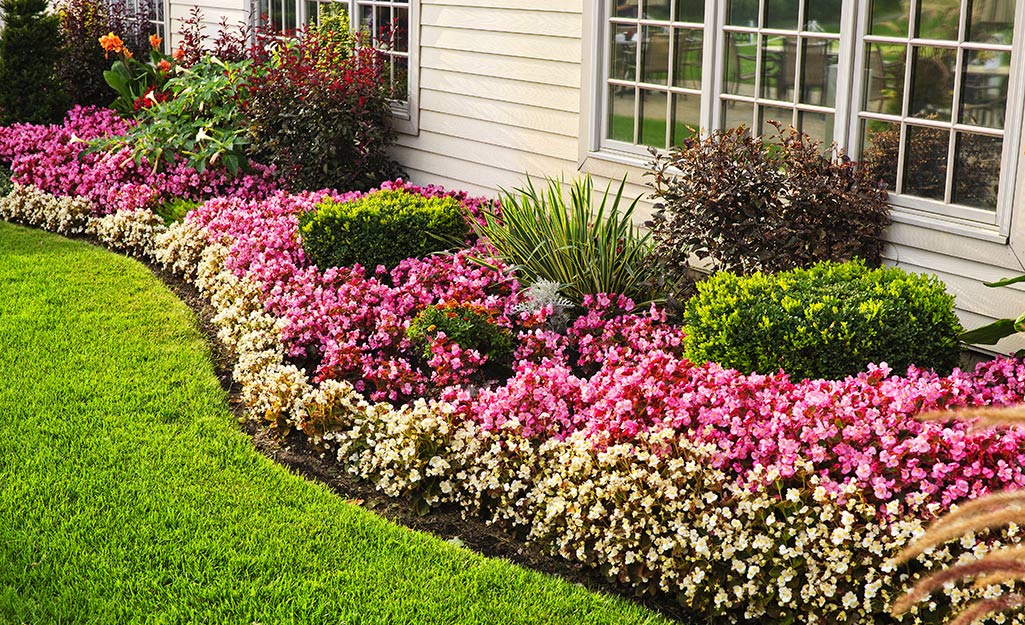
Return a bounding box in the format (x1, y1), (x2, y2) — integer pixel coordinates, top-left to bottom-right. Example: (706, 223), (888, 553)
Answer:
(0, 0), (68, 125)
(684, 260), (963, 380)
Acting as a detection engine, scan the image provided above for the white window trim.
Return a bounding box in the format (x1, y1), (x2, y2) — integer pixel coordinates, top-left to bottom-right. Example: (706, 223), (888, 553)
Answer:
(585, 0), (1024, 244)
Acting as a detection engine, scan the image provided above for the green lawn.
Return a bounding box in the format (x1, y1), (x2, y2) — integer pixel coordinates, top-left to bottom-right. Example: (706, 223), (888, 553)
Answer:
(0, 221), (669, 625)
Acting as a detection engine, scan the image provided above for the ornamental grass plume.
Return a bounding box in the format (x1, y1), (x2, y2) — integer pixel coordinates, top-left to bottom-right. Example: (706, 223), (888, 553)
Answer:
(891, 403), (1025, 625)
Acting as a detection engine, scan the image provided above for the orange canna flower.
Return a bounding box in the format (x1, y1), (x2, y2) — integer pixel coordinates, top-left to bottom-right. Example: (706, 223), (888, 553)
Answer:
(98, 32), (124, 56)
(157, 59), (171, 73)
(172, 47), (184, 61)
(149, 34), (162, 50)
(123, 49), (133, 60)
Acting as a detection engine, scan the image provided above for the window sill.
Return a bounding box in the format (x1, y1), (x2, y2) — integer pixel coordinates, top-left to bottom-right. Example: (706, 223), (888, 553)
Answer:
(889, 206), (1009, 244)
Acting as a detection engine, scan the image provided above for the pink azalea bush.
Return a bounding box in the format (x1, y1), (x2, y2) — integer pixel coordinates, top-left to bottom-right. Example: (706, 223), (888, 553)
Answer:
(0, 106), (279, 214)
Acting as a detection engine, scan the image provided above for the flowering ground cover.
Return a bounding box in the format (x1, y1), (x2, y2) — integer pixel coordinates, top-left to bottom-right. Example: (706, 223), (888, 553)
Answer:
(0, 220), (669, 625)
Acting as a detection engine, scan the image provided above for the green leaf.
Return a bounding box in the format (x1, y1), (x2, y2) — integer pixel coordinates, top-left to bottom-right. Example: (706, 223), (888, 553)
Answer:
(960, 318), (1017, 345)
(984, 274), (1025, 288)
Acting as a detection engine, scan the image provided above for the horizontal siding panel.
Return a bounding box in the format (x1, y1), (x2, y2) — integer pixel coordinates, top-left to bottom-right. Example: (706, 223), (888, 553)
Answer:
(425, 0), (581, 13)
(393, 146), (550, 191)
(396, 131), (574, 179)
(884, 221), (1022, 270)
(421, 48), (579, 88)
(419, 68), (579, 113)
(421, 26), (580, 63)
(397, 166), (499, 199)
(420, 90), (579, 137)
(417, 110), (579, 161)
(882, 242), (1025, 287)
(421, 5), (581, 38)
(170, 0), (246, 15)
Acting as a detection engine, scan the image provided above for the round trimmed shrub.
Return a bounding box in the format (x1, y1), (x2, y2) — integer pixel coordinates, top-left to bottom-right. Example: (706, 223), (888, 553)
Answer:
(299, 189), (469, 271)
(683, 260), (963, 380)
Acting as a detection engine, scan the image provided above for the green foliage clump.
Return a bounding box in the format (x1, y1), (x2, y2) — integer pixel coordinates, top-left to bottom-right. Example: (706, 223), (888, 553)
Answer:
(0, 0), (69, 125)
(407, 302), (513, 364)
(647, 124), (890, 279)
(154, 196), (200, 224)
(299, 190), (469, 271)
(684, 260), (964, 380)
(0, 166), (13, 197)
(90, 56), (253, 175)
(472, 175), (661, 307)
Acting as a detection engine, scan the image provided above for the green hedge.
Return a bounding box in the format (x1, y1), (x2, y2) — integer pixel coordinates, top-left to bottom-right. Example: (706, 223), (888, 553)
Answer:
(300, 190), (468, 271)
(684, 260), (964, 380)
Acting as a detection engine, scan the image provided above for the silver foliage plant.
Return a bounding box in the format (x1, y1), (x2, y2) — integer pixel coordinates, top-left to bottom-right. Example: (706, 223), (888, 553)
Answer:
(512, 279), (574, 332)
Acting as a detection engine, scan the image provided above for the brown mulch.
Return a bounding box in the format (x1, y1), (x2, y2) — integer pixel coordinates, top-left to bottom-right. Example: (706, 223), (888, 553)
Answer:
(142, 259), (701, 624)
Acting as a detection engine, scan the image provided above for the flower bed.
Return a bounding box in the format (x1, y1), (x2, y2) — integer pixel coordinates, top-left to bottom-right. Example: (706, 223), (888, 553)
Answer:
(5, 116), (1025, 623)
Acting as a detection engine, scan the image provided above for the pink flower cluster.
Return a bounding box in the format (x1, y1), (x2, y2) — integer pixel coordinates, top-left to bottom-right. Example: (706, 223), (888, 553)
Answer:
(185, 180), (1025, 520)
(0, 106), (279, 214)
(186, 184), (517, 403)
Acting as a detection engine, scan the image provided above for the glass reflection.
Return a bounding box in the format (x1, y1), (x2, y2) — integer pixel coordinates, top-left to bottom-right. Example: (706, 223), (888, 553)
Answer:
(806, 0), (842, 33)
(800, 38), (837, 107)
(727, 0), (757, 27)
(915, 0), (960, 41)
(641, 26), (671, 85)
(953, 133), (1002, 210)
(798, 110), (833, 145)
(863, 43), (906, 114)
(674, 0), (704, 23)
(959, 49), (1010, 129)
(645, 0), (672, 20)
(673, 28), (703, 88)
(764, 0), (798, 30)
(763, 36), (798, 101)
(902, 125), (950, 201)
(909, 46), (955, 120)
(759, 105), (792, 138)
(639, 89), (669, 147)
(608, 86), (635, 143)
(860, 119), (901, 192)
(723, 99), (754, 130)
(724, 32), (757, 97)
(614, 0), (639, 18)
(672, 93), (700, 146)
(968, 0), (1015, 44)
(869, 0), (910, 37)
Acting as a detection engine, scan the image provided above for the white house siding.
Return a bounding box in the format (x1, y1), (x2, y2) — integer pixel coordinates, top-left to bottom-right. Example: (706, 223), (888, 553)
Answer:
(167, 0), (247, 50)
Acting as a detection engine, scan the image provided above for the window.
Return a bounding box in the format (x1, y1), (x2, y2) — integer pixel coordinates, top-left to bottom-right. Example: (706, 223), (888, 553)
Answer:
(594, 0), (1022, 236)
(126, 0), (169, 51)
(253, 0), (416, 110)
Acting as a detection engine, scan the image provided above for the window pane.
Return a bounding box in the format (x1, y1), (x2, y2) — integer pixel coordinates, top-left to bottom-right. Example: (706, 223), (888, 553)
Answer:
(671, 93), (700, 146)
(863, 43), (906, 114)
(641, 26), (671, 85)
(359, 4), (373, 32)
(722, 99), (755, 130)
(869, 0), (910, 37)
(394, 7), (409, 52)
(724, 32), (756, 96)
(915, 0), (960, 41)
(283, 0), (296, 32)
(645, 0), (671, 20)
(953, 133), (1002, 210)
(608, 86), (636, 142)
(798, 110), (833, 145)
(959, 49), (1010, 129)
(611, 25), (637, 81)
(800, 38), (837, 107)
(674, 0), (704, 23)
(861, 120), (901, 192)
(759, 105), (793, 138)
(639, 90), (668, 147)
(673, 28), (703, 88)
(391, 56), (409, 100)
(909, 46), (955, 121)
(763, 36), (798, 101)
(727, 0), (758, 27)
(902, 125), (949, 201)
(305, 0), (317, 24)
(805, 0), (842, 33)
(764, 0), (798, 30)
(614, 0), (639, 18)
(968, 0), (1015, 44)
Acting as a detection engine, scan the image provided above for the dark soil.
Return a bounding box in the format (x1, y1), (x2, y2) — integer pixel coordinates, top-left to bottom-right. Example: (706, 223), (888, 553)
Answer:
(142, 260), (704, 625)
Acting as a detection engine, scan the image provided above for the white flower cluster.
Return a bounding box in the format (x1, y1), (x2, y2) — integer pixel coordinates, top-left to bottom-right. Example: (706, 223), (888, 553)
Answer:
(6, 184), (1025, 625)
(86, 209), (167, 259)
(0, 183), (93, 234)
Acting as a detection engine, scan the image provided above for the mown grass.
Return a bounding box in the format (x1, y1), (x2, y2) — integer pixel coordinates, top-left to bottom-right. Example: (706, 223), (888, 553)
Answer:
(0, 221), (670, 625)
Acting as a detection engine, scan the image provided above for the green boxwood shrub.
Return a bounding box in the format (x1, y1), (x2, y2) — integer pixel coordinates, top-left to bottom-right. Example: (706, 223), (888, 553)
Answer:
(299, 190), (469, 271)
(407, 302), (513, 364)
(683, 260), (963, 380)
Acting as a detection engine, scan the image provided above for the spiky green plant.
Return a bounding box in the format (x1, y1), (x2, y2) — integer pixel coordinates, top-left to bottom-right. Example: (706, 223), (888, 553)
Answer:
(890, 404), (1025, 625)
(472, 175), (660, 307)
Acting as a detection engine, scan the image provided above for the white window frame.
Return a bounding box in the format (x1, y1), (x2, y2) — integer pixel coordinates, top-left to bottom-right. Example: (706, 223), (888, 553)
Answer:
(588, 0), (1025, 243)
